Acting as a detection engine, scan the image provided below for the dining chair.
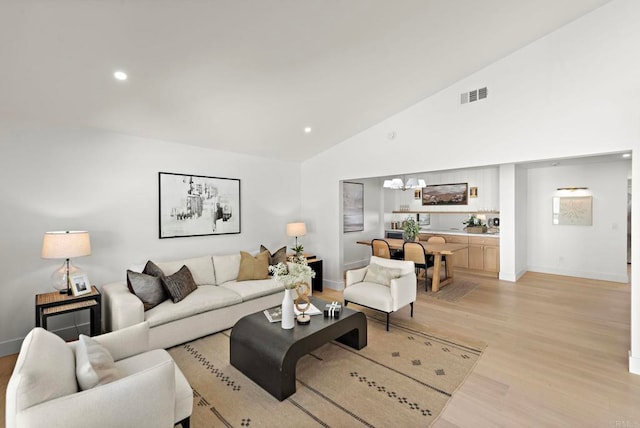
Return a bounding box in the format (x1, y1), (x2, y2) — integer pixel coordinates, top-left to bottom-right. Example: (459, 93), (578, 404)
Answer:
(426, 236), (447, 290)
(371, 239), (392, 259)
(403, 241), (428, 290)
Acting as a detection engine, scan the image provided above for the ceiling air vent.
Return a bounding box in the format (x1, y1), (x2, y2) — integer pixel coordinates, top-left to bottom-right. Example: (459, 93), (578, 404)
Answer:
(460, 86), (488, 104)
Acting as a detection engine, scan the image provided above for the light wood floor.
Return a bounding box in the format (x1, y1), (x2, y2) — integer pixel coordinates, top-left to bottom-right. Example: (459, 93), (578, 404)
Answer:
(1, 271), (638, 427)
(321, 270), (640, 427)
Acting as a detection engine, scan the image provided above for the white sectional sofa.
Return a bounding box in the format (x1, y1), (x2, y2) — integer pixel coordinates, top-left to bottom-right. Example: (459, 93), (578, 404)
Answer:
(103, 253), (293, 349)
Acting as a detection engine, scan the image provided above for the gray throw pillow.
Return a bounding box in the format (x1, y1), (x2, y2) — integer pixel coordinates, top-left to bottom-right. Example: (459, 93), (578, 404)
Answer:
(143, 260), (165, 277)
(260, 245), (287, 266)
(161, 265), (197, 303)
(126, 270), (168, 311)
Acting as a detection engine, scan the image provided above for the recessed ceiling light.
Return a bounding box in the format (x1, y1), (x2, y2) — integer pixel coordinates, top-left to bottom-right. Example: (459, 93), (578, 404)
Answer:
(304, 127), (312, 134)
(623, 153), (631, 158)
(114, 71), (128, 81)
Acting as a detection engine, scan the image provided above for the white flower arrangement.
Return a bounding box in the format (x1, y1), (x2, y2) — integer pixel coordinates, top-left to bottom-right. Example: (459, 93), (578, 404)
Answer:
(269, 256), (316, 289)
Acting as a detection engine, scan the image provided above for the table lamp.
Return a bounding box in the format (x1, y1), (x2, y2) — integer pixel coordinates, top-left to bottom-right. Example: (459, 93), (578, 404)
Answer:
(286, 222), (306, 256)
(41, 231), (91, 295)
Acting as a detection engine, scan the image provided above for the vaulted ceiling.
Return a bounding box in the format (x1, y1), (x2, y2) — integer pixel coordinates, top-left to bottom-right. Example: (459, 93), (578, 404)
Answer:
(0, 0), (612, 161)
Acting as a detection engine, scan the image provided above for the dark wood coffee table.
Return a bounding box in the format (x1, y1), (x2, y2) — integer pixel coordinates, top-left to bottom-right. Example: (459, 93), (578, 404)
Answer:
(230, 297), (367, 401)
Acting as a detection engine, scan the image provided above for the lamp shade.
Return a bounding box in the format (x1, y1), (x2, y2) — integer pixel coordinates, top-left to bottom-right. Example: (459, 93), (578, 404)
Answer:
(42, 231), (91, 259)
(286, 222), (307, 237)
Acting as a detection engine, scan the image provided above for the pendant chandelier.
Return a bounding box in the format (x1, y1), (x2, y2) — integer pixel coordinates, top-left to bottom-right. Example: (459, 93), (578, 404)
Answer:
(383, 177), (426, 191)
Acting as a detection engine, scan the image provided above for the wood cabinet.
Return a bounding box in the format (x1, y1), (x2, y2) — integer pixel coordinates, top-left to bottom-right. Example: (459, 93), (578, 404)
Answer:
(417, 232), (499, 275)
(468, 236), (500, 274)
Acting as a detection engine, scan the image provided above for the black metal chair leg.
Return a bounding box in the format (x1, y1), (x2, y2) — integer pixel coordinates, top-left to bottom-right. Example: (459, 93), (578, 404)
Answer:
(386, 313), (390, 331)
(410, 302), (414, 317)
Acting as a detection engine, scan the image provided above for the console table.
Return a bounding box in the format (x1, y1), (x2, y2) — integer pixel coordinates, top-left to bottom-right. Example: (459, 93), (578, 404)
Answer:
(35, 286), (102, 336)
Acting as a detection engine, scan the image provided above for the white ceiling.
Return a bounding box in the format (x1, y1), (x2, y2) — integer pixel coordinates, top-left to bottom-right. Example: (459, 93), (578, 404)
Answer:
(0, 0), (612, 161)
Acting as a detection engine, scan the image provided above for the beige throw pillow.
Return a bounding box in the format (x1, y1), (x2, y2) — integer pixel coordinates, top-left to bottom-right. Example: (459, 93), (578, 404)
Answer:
(75, 335), (122, 391)
(363, 263), (402, 286)
(237, 251), (270, 281)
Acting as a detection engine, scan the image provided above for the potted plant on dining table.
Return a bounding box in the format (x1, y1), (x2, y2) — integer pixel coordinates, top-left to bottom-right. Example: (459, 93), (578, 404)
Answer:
(402, 217), (420, 242)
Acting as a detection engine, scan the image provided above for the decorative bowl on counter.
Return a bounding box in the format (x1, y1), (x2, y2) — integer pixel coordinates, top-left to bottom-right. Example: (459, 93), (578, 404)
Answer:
(465, 226), (488, 234)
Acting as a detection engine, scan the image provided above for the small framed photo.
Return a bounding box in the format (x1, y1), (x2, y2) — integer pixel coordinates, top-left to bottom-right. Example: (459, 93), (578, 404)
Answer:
(469, 187), (478, 198)
(70, 273), (91, 296)
(414, 189), (421, 199)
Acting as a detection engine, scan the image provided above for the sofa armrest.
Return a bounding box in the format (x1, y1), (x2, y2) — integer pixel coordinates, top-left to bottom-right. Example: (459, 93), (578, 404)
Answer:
(15, 357), (176, 428)
(345, 267), (368, 287)
(103, 282), (144, 332)
(389, 272), (417, 312)
(92, 322), (150, 362)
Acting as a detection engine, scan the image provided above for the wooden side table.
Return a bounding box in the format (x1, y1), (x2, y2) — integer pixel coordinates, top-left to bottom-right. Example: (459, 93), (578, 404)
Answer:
(35, 286), (102, 336)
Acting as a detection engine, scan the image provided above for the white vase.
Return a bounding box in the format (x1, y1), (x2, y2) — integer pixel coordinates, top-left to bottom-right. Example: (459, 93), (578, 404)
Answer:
(281, 288), (295, 330)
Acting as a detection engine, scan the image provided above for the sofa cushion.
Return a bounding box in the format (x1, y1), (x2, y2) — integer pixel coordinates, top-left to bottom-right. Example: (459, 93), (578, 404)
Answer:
(75, 334), (122, 391)
(162, 265), (198, 303)
(155, 256), (215, 286)
(259, 245), (287, 266)
(237, 251), (270, 281)
(7, 328), (78, 412)
(219, 278), (284, 301)
(144, 285), (243, 328)
(126, 270), (168, 311)
(343, 282), (394, 313)
(363, 263), (402, 287)
(212, 253), (241, 285)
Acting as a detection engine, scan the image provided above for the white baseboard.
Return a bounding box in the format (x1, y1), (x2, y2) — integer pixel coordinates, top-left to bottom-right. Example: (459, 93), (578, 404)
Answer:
(527, 265), (629, 283)
(499, 272), (517, 282)
(323, 279), (345, 291)
(629, 351), (640, 375)
(0, 323), (90, 358)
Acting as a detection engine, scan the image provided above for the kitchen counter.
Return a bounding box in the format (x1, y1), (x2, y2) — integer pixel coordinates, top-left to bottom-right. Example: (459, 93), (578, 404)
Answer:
(385, 228), (500, 237)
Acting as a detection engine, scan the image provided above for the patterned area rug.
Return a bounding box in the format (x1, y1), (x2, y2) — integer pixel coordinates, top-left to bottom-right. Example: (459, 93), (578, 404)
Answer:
(425, 279), (479, 302)
(168, 316), (483, 427)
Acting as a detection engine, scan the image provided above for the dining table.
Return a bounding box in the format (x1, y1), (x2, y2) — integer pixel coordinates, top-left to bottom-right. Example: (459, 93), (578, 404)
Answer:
(356, 238), (468, 292)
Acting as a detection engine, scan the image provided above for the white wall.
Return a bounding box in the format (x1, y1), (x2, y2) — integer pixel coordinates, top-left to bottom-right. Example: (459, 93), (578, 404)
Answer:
(301, 0), (640, 370)
(303, 0), (639, 287)
(341, 178), (383, 273)
(526, 160), (629, 282)
(0, 125), (301, 356)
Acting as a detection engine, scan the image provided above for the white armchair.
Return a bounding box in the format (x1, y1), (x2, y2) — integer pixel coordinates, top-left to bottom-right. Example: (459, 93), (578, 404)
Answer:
(343, 256), (417, 330)
(6, 322), (192, 428)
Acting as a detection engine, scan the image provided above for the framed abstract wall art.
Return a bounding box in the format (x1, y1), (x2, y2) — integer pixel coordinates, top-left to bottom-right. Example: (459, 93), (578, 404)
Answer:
(552, 196), (592, 226)
(343, 181), (364, 233)
(159, 172), (241, 238)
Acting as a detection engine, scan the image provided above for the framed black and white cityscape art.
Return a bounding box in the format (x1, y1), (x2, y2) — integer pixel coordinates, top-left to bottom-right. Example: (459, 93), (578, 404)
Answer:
(343, 181), (364, 233)
(159, 172), (241, 238)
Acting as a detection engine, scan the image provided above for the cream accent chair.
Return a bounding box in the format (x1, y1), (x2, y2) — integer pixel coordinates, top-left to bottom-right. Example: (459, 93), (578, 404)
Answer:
(6, 322), (192, 428)
(343, 256), (416, 331)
